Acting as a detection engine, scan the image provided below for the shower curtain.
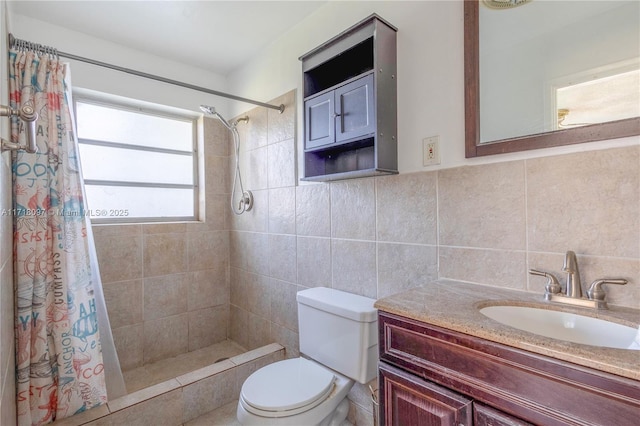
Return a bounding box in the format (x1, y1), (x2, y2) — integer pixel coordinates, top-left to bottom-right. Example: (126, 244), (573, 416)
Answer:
(9, 47), (123, 425)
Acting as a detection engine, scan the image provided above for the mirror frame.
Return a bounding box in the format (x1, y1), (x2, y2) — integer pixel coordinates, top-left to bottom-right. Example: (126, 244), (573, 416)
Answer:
(464, 0), (640, 158)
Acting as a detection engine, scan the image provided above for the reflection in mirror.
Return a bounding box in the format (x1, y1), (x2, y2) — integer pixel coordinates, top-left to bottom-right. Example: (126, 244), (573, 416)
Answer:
(465, 0), (640, 157)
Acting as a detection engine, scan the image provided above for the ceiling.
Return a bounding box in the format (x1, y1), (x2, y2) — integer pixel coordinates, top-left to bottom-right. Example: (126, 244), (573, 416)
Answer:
(9, 0), (327, 76)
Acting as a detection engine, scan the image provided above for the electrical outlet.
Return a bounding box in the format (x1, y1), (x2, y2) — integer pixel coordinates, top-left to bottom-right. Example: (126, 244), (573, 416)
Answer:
(423, 136), (440, 166)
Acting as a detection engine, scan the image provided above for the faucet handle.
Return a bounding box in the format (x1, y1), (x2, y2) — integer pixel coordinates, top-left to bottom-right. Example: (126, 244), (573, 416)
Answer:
(586, 279), (628, 301)
(529, 269), (562, 296)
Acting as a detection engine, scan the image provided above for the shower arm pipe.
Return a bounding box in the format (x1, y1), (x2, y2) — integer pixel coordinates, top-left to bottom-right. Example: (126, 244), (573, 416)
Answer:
(8, 33), (285, 114)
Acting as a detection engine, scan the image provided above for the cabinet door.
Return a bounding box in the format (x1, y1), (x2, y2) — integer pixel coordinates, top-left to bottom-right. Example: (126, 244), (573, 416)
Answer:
(380, 363), (472, 426)
(335, 73), (375, 143)
(473, 403), (533, 426)
(304, 91), (335, 150)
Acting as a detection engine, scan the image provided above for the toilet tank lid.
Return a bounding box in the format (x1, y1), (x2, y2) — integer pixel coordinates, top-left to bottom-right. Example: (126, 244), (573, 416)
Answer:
(297, 287), (377, 322)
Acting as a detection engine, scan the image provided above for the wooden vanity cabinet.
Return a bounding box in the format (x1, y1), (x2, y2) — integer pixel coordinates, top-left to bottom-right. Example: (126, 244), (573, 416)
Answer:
(378, 312), (640, 426)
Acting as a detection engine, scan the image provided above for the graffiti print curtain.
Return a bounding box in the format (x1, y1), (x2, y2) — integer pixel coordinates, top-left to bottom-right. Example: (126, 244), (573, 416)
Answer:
(10, 49), (107, 425)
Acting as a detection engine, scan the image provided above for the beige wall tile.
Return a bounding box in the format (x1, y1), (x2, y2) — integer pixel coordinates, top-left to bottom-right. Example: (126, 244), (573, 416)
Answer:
(94, 389), (182, 426)
(108, 379), (181, 413)
(188, 268), (229, 311)
(331, 178), (376, 240)
(297, 236), (331, 287)
(296, 184), (331, 237)
(376, 172), (438, 244)
(144, 274), (189, 321)
(247, 311), (272, 350)
(270, 279), (299, 332)
(92, 224), (142, 239)
(440, 247), (527, 289)
(236, 106), (267, 152)
(332, 240), (377, 299)
(229, 306), (249, 350)
(229, 231), (249, 271)
(176, 359), (235, 387)
(187, 231), (228, 272)
(267, 139), (296, 188)
(182, 368), (237, 423)
(104, 280), (143, 328)
(203, 116), (230, 157)
(268, 90), (296, 145)
(268, 187), (296, 235)
(144, 314), (189, 364)
(143, 223), (187, 234)
(246, 273), (271, 318)
(188, 306), (229, 351)
(439, 161), (526, 250)
(527, 146), (640, 258)
(377, 243), (438, 298)
(95, 234), (143, 283)
(245, 231), (269, 275)
(112, 324), (144, 371)
(268, 234), (296, 283)
(230, 267), (249, 311)
(248, 146), (268, 190)
(205, 155), (229, 196)
(143, 233), (187, 277)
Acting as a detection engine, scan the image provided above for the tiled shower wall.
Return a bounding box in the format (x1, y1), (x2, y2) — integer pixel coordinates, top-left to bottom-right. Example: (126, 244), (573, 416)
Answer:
(230, 90), (639, 354)
(229, 90), (639, 424)
(93, 118), (231, 371)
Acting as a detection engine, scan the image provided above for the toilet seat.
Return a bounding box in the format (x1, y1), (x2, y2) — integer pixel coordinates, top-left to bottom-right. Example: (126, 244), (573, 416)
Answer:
(240, 358), (336, 418)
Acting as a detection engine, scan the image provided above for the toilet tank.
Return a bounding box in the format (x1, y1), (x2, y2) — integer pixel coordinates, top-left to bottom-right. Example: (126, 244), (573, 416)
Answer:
(297, 287), (378, 384)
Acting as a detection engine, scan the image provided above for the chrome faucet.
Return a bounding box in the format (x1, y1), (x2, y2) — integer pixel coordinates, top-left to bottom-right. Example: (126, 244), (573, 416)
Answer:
(562, 250), (581, 298)
(529, 250), (628, 309)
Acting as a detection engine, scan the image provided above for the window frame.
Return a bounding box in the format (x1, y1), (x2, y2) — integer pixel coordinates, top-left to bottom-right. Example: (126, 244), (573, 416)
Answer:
(73, 92), (200, 224)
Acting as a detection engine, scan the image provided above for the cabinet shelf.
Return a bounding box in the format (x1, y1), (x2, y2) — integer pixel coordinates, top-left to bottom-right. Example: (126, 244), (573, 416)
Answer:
(299, 14), (397, 182)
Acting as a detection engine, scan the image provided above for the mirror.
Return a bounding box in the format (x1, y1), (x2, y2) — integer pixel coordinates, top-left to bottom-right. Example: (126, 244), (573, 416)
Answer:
(465, 0), (640, 157)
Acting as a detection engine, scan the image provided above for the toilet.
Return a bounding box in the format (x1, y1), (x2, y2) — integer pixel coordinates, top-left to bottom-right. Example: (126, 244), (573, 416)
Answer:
(237, 287), (378, 426)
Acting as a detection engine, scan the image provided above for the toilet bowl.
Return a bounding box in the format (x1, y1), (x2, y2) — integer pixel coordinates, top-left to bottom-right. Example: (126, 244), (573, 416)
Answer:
(237, 357), (353, 425)
(236, 287), (378, 426)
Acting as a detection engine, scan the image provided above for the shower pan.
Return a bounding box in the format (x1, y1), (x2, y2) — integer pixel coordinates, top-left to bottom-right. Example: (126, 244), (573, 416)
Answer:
(200, 105), (252, 215)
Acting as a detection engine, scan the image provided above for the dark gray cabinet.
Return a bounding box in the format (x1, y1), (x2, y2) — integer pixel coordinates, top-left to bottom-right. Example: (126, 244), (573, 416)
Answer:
(305, 73), (375, 150)
(300, 14), (397, 181)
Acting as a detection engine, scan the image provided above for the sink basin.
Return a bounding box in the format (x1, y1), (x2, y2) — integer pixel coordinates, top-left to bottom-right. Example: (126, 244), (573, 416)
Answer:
(479, 305), (639, 350)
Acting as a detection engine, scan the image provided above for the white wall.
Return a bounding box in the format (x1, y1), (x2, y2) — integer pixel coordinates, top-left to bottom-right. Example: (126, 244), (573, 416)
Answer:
(8, 13), (231, 117)
(227, 0), (639, 174)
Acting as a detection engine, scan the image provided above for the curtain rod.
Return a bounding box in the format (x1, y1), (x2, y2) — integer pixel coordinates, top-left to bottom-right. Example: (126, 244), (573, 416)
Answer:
(8, 33), (285, 113)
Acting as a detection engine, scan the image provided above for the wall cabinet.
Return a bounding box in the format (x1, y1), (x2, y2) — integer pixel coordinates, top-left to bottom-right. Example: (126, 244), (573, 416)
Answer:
(305, 74), (375, 150)
(299, 14), (397, 181)
(378, 312), (640, 426)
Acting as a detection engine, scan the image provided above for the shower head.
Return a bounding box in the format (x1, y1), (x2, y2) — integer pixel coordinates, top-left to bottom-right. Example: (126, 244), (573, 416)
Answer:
(200, 104), (232, 130)
(199, 105), (216, 115)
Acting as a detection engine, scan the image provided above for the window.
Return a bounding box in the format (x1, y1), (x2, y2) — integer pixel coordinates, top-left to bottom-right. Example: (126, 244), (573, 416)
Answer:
(74, 95), (198, 223)
(546, 58), (640, 131)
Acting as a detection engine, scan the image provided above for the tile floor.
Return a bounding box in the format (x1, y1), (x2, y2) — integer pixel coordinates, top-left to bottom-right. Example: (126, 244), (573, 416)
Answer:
(123, 340), (246, 393)
(185, 400), (240, 425)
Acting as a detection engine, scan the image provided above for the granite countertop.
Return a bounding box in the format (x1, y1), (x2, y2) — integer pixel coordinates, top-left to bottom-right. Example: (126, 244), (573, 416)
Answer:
(374, 280), (640, 381)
